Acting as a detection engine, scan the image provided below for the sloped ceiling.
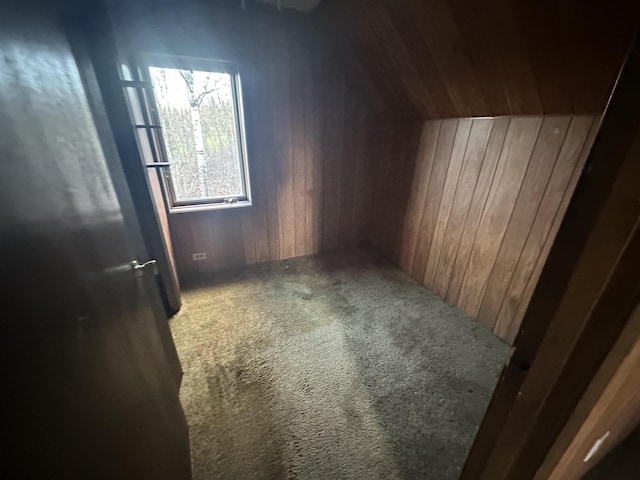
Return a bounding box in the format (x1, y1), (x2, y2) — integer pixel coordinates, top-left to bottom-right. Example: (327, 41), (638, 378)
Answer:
(321, 0), (639, 119)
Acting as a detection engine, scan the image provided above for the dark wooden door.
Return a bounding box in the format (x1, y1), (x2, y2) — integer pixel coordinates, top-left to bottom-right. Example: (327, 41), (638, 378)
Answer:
(1, 3), (191, 479)
(76, 5), (183, 316)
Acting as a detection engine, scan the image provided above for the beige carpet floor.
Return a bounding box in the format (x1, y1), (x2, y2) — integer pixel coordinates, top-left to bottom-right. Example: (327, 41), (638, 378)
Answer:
(170, 250), (507, 480)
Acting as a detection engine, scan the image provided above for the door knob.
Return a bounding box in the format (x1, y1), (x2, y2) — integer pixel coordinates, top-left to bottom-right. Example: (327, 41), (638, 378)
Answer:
(132, 259), (158, 278)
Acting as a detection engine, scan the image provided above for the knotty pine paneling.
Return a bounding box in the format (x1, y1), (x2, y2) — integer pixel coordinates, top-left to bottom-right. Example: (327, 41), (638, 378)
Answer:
(114, 1), (380, 281)
(325, 0), (637, 119)
(376, 114), (599, 343)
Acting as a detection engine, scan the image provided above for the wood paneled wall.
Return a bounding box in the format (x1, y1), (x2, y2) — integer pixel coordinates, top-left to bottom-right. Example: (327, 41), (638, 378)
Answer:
(373, 114), (600, 342)
(327, 0), (638, 119)
(114, 1), (380, 280)
(116, 0), (631, 290)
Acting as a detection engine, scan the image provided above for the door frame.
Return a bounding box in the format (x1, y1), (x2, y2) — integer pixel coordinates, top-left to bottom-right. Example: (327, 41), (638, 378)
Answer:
(461, 36), (640, 479)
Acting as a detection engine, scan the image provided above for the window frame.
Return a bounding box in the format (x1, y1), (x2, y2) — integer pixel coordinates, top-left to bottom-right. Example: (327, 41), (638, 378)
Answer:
(139, 53), (252, 213)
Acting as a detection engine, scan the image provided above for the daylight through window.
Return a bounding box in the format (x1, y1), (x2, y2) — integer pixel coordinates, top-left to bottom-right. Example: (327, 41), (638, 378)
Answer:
(148, 62), (249, 207)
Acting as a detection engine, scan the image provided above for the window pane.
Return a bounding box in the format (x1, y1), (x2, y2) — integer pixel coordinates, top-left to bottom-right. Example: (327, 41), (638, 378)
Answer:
(135, 128), (155, 163)
(148, 66), (243, 202)
(120, 63), (133, 81)
(125, 87), (145, 125)
(134, 128), (164, 165)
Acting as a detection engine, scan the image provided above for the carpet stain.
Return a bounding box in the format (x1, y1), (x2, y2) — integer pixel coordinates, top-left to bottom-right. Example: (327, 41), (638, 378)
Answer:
(170, 250), (508, 480)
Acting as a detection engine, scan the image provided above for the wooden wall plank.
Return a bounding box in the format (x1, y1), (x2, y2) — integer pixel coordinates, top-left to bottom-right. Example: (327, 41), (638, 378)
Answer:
(218, 213), (246, 270)
(556, 1), (598, 113)
(335, 0), (420, 119)
(392, 123), (424, 260)
(248, 143), (271, 265)
(446, 117), (510, 304)
(321, 75), (346, 251)
(190, 214), (214, 274)
(508, 117), (601, 341)
(424, 118), (472, 287)
(338, 119), (358, 249)
(381, 0), (455, 116)
(347, 0), (432, 118)
(306, 59), (323, 255)
(291, 43), (308, 258)
(370, 122), (396, 255)
(517, 1), (573, 113)
(170, 214), (196, 279)
(406, 0), (491, 117)
(399, 121), (440, 273)
(351, 119), (373, 246)
(379, 0), (458, 118)
(272, 30), (296, 260)
(458, 117), (542, 320)
(379, 125), (403, 257)
(264, 118), (281, 262)
(406, 122), (441, 279)
(480, 0), (544, 114)
(477, 115), (572, 329)
(433, 118), (493, 297)
(373, 121), (423, 259)
(239, 210), (256, 266)
(494, 115), (597, 341)
(448, 0), (511, 116)
(411, 119), (458, 279)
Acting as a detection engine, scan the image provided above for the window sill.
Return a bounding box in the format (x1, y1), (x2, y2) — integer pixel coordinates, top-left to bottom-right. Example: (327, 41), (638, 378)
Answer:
(168, 201), (252, 214)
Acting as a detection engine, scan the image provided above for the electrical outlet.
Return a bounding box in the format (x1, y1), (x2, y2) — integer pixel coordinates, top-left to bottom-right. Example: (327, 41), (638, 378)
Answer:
(192, 252), (207, 261)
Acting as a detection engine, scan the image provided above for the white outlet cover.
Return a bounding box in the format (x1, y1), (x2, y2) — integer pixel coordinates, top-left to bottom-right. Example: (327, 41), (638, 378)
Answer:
(192, 253), (207, 261)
